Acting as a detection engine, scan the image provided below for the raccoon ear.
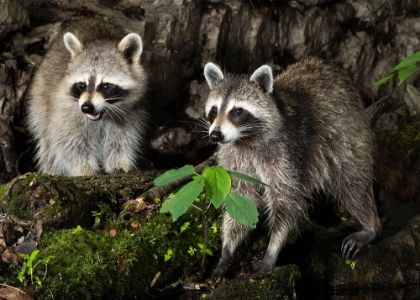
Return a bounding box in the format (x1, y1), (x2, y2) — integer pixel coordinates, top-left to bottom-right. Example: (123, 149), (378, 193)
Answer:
(204, 62), (224, 90)
(63, 32), (84, 58)
(118, 33), (143, 64)
(250, 65), (273, 93)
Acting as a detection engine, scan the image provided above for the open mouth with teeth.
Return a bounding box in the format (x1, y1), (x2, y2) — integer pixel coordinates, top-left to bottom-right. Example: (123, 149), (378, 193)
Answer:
(86, 112), (103, 121)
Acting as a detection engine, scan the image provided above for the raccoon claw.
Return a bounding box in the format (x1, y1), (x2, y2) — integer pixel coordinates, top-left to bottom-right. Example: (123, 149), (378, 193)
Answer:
(341, 236), (361, 259)
(341, 230), (379, 258)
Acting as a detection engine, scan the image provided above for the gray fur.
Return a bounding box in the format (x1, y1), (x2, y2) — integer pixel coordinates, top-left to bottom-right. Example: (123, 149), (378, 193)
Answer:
(27, 18), (149, 176)
(203, 58), (382, 278)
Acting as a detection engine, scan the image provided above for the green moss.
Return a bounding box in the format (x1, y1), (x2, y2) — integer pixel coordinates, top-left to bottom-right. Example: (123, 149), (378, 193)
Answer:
(211, 264), (300, 299)
(29, 206), (220, 299)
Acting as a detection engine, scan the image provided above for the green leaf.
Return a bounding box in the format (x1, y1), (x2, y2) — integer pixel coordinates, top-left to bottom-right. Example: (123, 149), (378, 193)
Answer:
(160, 198), (174, 213)
(398, 65), (420, 85)
(374, 51), (420, 88)
(160, 177), (204, 221)
(154, 165), (197, 186)
(164, 249), (173, 262)
(228, 170), (268, 186)
(202, 166), (231, 208)
(392, 51), (420, 72)
(373, 73), (394, 89)
(180, 222), (190, 233)
(225, 192), (259, 228)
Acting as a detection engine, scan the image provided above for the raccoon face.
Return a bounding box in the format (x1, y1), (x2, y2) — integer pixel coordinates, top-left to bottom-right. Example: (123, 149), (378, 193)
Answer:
(68, 74), (130, 121)
(204, 63), (275, 144)
(64, 32), (144, 121)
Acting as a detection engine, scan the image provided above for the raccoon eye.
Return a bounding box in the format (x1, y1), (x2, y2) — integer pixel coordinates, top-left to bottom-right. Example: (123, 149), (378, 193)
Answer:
(76, 82), (86, 91)
(233, 108), (243, 116)
(99, 83), (113, 91)
(208, 106), (218, 118)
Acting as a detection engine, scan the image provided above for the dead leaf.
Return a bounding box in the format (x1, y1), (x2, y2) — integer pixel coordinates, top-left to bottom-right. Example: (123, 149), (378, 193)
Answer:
(0, 285), (34, 300)
(2, 249), (23, 265)
(150, 271), (161, 287)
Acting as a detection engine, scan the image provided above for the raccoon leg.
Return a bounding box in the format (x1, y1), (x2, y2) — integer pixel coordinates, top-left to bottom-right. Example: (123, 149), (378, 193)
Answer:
(58, 151), (98, 176)
(211, 213), (252, 280)
(341, 185), (382, 258)
(103, 132), (136, 174)
(37, 138), (98, 176)
(257, 197), (296, 275)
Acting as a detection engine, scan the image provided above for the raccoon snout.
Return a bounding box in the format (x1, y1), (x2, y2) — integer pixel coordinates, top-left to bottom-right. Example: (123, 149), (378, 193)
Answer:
(81, 102), (95, 114)
(210, 129), (224, 142)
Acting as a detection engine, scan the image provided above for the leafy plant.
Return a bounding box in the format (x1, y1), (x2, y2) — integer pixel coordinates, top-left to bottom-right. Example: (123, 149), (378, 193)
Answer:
(154, 165), (265, 279)
(155, 165), (263, 228)
(374, 51), (420, 88)
(17, 250), (56, 285)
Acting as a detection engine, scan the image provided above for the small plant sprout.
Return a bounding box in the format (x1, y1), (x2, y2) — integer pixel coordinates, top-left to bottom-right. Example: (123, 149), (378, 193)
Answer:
(91, 211), (102, 227)
(71, 225), (83, 234)
(17, 250), (56, 285)
(154, 164), (266, 279)
(164, 249), (173, 262)
(345, 259), (357, 270)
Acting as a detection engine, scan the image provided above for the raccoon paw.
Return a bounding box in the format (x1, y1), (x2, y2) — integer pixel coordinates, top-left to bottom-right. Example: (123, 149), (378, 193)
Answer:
(210, 258), (231, 281)
(255, 258), (276, 276)
(341, 231), (376, 258)
(107, 167), (125, 174)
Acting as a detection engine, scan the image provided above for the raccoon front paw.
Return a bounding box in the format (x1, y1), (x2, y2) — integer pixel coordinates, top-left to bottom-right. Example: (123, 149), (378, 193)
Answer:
(107, 167), (125, 174)
(255, 261), (275, 277)
(210, 259), (231, 281)
(341, 230), (376, 258)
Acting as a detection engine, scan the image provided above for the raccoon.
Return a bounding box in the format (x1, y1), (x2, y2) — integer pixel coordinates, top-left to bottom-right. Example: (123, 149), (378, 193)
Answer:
(203, 58), (382, 278)
(26, 18), (149, 176)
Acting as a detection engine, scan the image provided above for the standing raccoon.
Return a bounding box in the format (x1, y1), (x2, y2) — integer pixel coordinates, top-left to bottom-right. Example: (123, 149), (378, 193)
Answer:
(27, 18), (148, 176)
(203, 58), (382, 278)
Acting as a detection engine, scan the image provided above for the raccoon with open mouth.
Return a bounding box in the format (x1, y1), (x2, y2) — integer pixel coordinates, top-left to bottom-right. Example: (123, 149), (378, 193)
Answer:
(203, 58), (382, 278)
(27, 18), (149, 176)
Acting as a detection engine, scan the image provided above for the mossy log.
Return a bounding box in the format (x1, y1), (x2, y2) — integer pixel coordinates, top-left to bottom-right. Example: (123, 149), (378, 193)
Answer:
(0, 170), (160, 229)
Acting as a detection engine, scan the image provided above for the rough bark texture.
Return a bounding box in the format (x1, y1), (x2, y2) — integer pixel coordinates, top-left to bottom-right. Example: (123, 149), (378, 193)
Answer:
(0, 0), (420, 176)
(1, 0), (420, 299)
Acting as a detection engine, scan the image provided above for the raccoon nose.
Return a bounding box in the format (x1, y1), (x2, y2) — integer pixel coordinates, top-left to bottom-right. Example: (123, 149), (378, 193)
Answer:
(81, 102), (94, 114)
(210, 129), (224, 142)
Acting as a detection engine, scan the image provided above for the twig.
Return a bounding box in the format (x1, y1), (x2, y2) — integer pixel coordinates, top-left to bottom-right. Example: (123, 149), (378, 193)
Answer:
(199, 217), (208, 281)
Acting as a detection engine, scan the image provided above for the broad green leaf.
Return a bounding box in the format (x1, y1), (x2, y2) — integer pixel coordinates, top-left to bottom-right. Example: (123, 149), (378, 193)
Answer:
(225, 192), (258, 228)
(392, 51), (420, 72)
(373, 73), (394, 89)
(154, 165), (196, 186)
(228, 170), (268, 186)
(160, 197), (174, 213)
(202, 166), (231, 208)
(398, 65), (420, 85)
(160, 176), (204, 221)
